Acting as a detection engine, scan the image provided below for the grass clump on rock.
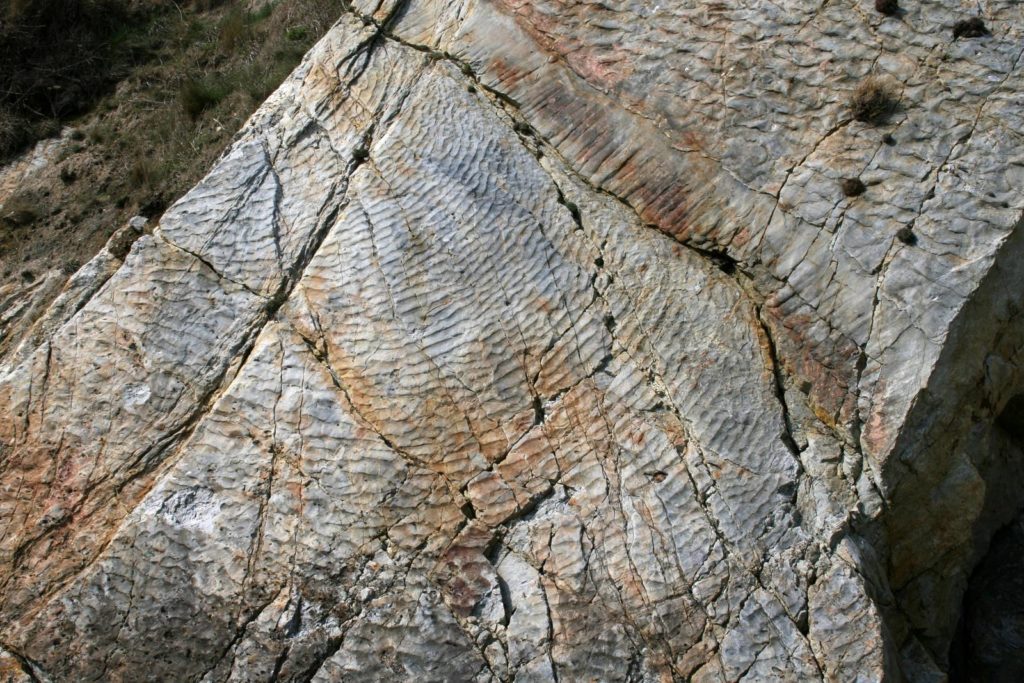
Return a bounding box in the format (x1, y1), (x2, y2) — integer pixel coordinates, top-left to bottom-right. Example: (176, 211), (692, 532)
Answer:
(953, 17), (989, 39)
(874, 0), (898, 16)
(849, 77), (899, 124)
(841, 178), (866, 197)
(896, 227), (916, 245)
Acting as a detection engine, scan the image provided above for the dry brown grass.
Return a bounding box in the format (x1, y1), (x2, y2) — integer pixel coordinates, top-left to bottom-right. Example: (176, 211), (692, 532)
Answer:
(0, 193), (40, 227)
(849, 77), (899, 125)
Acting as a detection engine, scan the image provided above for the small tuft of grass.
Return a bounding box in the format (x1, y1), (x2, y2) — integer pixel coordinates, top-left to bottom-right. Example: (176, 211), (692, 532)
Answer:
(896, 227), (916, 245)
(88, 122), (113, 144)
(285, 25), (308, 41)
(128, 154), (165, 188)
(849, 77), (899, 124)
(841, 178), (866, 197)
(874, 0), (898, 16)
(953, 17), (988, 39)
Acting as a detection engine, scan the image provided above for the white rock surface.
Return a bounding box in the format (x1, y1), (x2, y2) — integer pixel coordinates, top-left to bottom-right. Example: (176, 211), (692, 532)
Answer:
(0, 1), (1022, 680)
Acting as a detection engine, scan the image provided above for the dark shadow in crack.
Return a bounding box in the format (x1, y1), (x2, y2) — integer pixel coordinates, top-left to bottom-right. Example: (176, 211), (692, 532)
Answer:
(949, 393), (1024, 682)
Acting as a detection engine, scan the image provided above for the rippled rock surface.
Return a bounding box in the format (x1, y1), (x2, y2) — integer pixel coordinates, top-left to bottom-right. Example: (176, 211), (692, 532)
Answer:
(1, 1), (1022, 680)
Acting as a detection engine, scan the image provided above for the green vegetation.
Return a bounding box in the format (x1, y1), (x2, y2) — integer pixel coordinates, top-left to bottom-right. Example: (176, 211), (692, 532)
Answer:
(179, 77), (235, 120)
(286, 25), (310, 41)
(1, 0), (146, 159)
(0, 0), (345, 290)
(0, 0), (343, 161)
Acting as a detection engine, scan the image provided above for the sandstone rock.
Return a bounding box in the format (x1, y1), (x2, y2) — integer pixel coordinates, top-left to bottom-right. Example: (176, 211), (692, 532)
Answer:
(0, 1), (1021, 680)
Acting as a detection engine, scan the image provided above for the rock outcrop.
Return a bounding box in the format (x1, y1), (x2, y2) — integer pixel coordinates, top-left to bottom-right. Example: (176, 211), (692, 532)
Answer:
(1, 0), (1022, 680)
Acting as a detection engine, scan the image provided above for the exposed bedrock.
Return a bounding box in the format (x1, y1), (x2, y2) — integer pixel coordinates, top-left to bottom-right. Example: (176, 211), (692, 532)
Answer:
(0, 0), (1021, 680)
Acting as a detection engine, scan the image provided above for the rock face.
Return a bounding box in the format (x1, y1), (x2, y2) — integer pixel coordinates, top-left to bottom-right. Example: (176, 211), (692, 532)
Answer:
(1, 1), (1022, 680)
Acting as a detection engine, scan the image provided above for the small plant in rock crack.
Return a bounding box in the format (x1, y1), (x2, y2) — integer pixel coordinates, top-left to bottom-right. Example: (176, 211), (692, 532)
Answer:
(953, 17), (989, 39)
(874, 0), (899, 16)
(841, 178), (867, 197)
(896, 226), (917, 245)
(849, 77), (899, 124)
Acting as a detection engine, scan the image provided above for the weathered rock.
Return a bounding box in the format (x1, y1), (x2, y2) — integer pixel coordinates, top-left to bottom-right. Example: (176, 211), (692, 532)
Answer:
(0, 1), (1022, 680)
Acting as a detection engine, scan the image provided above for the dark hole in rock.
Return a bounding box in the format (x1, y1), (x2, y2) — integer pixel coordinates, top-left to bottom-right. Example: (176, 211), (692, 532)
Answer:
(707, 250), (737, 275)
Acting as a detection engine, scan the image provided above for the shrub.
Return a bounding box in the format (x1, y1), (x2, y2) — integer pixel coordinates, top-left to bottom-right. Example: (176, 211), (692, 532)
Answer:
(249, 1), (275, 22)
(849, 77), (899, 124)
(179, 78), (232, 119)
(285, 25), (308, 41)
